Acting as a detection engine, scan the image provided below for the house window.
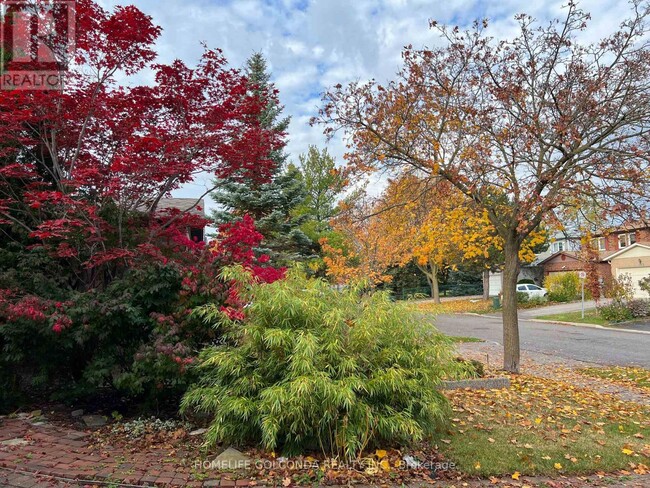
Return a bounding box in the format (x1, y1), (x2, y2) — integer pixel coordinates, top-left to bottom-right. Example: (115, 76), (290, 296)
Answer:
(190, 227), (204, 243)
(618, 233), (636, 249)
(552, 241), (564, 253)
(591, 237), (606, 251)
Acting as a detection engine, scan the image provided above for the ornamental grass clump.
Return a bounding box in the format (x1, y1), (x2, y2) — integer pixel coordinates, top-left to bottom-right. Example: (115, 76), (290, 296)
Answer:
(181, 267), (464, 460)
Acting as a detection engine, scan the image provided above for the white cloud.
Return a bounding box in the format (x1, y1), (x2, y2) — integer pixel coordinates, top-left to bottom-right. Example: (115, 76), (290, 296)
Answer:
(99, 0), (630, 210)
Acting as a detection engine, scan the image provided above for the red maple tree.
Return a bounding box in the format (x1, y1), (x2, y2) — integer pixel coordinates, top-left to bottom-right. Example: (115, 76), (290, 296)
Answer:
(0, 0), (282, 287)
(0, 1), (284, 397)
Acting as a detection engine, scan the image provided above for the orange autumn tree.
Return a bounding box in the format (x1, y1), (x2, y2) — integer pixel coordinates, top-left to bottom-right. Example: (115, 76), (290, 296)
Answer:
(324, 176), (545, 302)
(377, 177), (495, 303)
(320, 192), (404, 285)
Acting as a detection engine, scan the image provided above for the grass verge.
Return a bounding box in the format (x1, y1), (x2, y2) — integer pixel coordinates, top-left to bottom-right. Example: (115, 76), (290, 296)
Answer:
(577, 367), (650, 392)
(448, 336), (483, 343)
(438, 375), (650, 477)
(535, 308), (610, 326)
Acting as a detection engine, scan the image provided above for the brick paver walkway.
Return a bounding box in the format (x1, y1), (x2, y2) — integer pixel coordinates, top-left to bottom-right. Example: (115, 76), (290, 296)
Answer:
(0, 418), (249, 487)
(2, 417), (650, 487)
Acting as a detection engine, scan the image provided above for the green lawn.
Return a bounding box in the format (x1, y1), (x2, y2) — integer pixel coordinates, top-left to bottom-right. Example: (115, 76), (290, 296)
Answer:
(535, 308), (611, 326)
(578, 366), (650, 391)
(439, 375), (650, 477)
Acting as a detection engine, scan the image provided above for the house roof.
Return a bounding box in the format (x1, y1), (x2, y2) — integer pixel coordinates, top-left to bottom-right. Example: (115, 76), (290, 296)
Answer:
(536, 251), (581, 266)
(592, 220), (650, 236)
(603, 243), (650, 261)
(156, 198), (206, 217)
(536, 250), (615, 266)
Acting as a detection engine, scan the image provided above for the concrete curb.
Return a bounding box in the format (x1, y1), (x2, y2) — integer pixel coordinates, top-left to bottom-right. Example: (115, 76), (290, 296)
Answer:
(462, 312), (501, 319)
(529, 318), (650, 335)
(459, 312), (650, 336)
(440, 377), (510, 390)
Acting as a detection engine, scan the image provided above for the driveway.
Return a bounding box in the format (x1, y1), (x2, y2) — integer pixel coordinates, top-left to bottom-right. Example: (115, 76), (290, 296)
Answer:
(431, 312), (650, 368)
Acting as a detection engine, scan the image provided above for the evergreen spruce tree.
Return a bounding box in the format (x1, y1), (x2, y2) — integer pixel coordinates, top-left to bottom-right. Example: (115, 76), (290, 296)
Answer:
(211, 53), (314, 264)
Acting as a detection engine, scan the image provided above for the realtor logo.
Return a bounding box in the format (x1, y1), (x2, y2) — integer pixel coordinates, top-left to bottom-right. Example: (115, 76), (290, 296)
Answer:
(0, 0), (75, 90)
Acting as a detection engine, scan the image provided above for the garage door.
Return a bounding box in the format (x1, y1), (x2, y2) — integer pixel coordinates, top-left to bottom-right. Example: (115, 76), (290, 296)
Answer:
(616, 267), (650, 298)
(488, 272), (502, 297)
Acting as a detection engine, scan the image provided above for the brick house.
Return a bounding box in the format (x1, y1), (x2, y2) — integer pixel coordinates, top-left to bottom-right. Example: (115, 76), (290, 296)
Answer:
(590, 223), (650, 254)
(538, 250), (614, 287)
(537, 222), (650, 295)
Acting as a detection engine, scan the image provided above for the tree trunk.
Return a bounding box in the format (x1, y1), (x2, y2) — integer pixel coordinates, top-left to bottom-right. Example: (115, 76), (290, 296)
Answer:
(482, 269), (490, 300)
(501, 237), (521, 373)
(417, 261), (440, 304)
(431, 266), (440, 304)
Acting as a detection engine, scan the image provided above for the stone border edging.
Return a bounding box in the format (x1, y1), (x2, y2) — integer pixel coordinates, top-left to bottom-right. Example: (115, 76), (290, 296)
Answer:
(530, 318), (650, 335)
(440, 377), (510, 390)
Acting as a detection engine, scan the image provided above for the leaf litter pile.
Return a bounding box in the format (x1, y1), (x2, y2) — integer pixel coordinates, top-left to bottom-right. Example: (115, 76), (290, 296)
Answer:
(89, 417), (461, 485)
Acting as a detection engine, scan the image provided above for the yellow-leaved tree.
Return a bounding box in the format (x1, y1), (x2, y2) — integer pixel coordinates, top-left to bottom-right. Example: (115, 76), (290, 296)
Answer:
(324, 176), (546, 303)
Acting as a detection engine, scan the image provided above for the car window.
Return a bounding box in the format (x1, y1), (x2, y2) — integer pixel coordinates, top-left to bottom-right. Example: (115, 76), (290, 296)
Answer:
(517, 285), (527, 291)
(527, 285), (540, 291)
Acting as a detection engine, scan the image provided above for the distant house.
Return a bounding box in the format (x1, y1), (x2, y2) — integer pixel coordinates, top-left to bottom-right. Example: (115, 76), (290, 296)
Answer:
(534, 231), (581, 263)
(155, 198), (207, 243)
(536, 222), (650, 296)
(537, 250), (613, 287)
(487, 223), (650, 297)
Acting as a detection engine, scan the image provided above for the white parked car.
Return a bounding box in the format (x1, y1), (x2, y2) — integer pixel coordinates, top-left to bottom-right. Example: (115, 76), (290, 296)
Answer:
(516, 283), (548, 299)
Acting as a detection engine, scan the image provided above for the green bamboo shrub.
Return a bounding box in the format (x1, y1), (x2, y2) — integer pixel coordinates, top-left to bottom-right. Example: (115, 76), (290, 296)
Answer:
(181, 267), (464, 460)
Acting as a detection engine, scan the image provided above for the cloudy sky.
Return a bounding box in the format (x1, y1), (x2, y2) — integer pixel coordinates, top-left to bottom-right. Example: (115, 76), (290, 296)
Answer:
(100, 0), (631, 208)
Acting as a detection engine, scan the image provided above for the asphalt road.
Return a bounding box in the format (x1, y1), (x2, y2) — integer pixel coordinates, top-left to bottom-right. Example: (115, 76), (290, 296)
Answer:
(431, 308), (650, 368)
